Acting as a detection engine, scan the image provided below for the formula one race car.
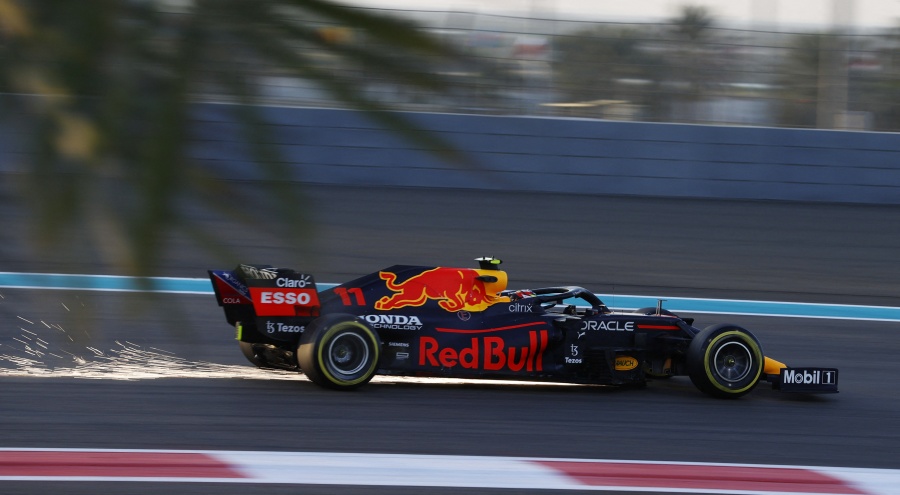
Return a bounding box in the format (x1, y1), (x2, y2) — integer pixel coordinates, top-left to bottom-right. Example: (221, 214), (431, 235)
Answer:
(208, 258), (838, 398)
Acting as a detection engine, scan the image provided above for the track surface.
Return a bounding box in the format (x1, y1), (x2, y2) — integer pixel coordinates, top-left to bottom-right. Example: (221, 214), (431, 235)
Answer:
(2, 185), (900, 494)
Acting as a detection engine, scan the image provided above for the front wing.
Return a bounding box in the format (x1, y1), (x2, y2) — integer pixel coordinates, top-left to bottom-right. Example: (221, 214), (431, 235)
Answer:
(767, 367), (839, 393)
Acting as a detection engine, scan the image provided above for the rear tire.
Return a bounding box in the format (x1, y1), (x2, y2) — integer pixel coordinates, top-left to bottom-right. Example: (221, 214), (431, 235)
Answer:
(687, 324), (763, 399)
(297, 314), (380, 390)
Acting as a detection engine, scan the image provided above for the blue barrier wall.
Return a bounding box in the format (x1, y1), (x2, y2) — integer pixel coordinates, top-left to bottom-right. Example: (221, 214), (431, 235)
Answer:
(189, 104), (900, 204)
(4, 102), (900, 204)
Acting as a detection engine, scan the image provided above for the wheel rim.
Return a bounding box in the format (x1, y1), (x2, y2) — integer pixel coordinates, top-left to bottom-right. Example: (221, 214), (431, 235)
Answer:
(326, 332), (370, 378)
(712, 341), (753, 383)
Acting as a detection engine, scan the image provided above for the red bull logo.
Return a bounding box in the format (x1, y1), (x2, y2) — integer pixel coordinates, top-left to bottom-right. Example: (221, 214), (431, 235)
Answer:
(419, 330), (548, 372)
(375, 267), (509, 312)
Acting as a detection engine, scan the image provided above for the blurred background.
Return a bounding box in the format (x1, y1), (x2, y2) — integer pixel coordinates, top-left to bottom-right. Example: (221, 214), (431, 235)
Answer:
(122, 0), (900, 130)
(256, 0), (900, 130)
(1, 0), (899, 279)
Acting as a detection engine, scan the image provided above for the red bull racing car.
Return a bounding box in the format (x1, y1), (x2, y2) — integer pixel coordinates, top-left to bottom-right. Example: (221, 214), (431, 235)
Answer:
(208, 258), (838, 399)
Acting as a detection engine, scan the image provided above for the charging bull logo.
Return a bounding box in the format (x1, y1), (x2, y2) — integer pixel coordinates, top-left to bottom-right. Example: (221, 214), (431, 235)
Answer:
(375, 267), (509, 312)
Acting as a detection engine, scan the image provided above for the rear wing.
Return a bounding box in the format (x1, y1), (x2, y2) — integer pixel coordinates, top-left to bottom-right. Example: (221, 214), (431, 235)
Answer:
(208, 265), (320, 340)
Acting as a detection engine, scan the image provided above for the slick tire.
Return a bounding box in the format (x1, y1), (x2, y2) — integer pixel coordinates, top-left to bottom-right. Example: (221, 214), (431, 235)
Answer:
(297, 314), (380, 390)
(687, 324), (764, 399)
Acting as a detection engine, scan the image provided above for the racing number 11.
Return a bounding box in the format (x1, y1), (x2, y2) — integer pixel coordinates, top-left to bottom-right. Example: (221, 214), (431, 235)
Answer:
(334, 287), (366, 306)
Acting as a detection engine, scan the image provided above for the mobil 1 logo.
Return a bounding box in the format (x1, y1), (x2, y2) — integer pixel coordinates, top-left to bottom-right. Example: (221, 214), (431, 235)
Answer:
(779, 367), (839, 392)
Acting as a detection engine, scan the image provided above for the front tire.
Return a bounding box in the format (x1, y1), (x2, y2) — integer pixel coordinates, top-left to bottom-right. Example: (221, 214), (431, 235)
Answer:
(297, 314), (380, 390)
(687, 324), (763, 399)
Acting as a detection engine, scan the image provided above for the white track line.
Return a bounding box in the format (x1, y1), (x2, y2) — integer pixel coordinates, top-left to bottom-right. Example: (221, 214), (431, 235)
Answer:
(0, 449), (898, 494)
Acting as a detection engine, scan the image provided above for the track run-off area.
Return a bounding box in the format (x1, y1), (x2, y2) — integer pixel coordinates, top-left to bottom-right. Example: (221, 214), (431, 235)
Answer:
(2, 448), (900, 494)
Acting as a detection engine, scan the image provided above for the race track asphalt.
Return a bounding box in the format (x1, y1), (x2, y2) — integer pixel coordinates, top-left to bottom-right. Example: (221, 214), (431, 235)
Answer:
(1, 184), (899, 494)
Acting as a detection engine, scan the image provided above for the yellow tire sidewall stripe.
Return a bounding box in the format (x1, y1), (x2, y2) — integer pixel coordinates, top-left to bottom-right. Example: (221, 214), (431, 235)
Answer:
(317, 321), (380, 386)
(703, 330), (763, 394)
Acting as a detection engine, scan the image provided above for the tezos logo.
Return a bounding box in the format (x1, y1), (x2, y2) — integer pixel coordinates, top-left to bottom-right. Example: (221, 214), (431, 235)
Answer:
(565, 344), (582, 364)
(265, 321), (304, 334)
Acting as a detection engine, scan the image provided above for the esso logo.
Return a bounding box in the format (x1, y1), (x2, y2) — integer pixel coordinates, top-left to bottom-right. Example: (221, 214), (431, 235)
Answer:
(259, 291), (312, 305)
(249, 287), (319, 317)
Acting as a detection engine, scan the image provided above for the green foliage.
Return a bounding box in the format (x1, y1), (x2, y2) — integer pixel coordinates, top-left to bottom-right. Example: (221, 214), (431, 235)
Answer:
(0, 0), (464, 275)
(671, 5), (713, 42)
(553, 25), (666, 119)
(773, 33), (824, 127)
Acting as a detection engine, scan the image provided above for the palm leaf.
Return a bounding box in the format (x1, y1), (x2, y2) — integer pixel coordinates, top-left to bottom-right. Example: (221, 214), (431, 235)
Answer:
(0, 0), (473, 274)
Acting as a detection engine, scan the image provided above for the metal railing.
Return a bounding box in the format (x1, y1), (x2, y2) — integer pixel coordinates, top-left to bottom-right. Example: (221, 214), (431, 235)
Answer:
(210, 7), (899, 132)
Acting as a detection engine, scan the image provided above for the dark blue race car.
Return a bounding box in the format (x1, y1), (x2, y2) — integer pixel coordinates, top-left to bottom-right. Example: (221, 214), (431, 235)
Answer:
(209, 258), (838, 399)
